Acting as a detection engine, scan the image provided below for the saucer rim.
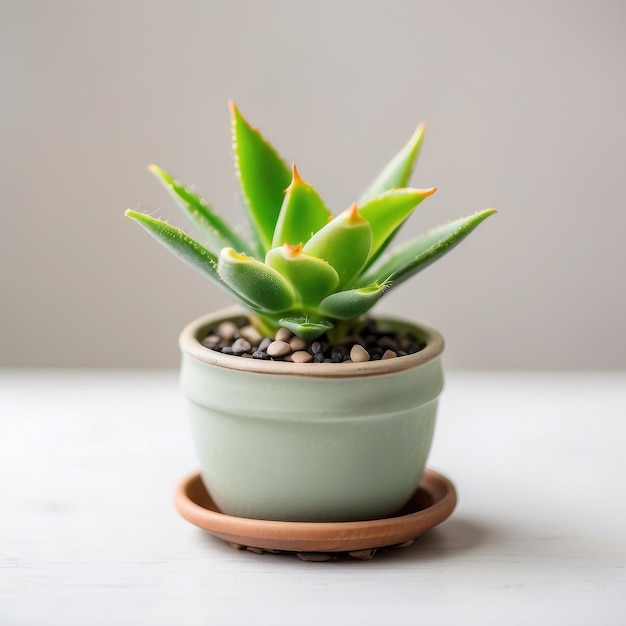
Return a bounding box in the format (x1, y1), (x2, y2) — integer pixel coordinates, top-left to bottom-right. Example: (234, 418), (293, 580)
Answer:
(174, 468), (457, 553)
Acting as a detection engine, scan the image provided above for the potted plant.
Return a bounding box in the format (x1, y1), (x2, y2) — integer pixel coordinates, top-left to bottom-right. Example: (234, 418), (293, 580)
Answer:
(126, 101), (495, 536)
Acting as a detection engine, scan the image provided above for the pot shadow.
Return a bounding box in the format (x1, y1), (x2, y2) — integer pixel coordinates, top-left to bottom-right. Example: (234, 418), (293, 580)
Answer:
(379, 516), (499, 562)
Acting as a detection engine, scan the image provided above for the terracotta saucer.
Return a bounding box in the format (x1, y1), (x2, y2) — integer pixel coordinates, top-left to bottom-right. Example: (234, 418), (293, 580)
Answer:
(174, 468), (457, 557)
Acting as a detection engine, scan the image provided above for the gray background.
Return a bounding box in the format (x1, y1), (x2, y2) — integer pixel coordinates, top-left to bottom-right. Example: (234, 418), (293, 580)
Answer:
(1, 0), (625, 369)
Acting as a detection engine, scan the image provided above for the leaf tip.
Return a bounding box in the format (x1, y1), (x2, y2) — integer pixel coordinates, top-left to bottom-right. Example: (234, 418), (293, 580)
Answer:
(283, 242), (303, 257)
(285, 163), (305, 192)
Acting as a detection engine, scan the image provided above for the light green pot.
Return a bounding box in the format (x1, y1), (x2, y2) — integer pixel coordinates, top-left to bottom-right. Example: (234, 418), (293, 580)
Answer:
(179, 307), (444, 522)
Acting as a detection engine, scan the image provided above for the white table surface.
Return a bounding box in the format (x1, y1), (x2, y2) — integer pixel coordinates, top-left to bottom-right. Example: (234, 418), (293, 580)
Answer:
(1, 369), (625, 625)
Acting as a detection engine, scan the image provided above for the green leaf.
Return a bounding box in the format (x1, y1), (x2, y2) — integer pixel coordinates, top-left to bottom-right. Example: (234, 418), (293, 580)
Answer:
(230, 101), (292, 255)
(359, 208), (497, 288)
(278, 316), (334, 341)
(359, 123), (426, 205)
(125, 209), (220, 281)
(125, 210), (271, 312)
(148, 164), (254, 257)
(359, 187), (437, 261)
(265, 244), (339, 307)
(302, 204), (372, 289)
(271, 164), (332, 248)
(319, 283), (388, 319)
(217, 248), (296, 313)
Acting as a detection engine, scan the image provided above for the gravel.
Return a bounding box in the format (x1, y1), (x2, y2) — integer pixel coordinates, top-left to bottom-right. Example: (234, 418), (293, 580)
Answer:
(201, 318), (425, 364)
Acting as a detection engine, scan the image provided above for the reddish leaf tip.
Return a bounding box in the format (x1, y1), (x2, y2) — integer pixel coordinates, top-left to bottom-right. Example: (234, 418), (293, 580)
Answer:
(283, 242), (303, 257)
(291, 162), (302, 182)
(285, 163), (307, 193)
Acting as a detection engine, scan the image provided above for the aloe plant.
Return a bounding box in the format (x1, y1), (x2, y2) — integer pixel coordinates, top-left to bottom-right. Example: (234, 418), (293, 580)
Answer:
(126, 101), (495, 340)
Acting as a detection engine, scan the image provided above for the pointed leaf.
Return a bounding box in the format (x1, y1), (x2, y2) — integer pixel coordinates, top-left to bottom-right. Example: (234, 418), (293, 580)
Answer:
(125, 211), (276, 315)
(359, 187), (437, 261)
(266, 244), (339, 307)
(148, 165), (254, 257)
(359, 209), (497, 288)
(278, 316), (334, 341)
(230, 101), (292, 255)
(272, 164), (332, 248)
(359, 123), (426, 204)
(218, 248), (296, 313)
(319, 283), (388, 320)
(303, 204), (372, 289)
(125, 209), (221, 281)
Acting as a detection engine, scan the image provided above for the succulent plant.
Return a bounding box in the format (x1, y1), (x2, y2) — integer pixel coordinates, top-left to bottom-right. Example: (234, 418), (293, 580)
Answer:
(126, 101), (495, 340)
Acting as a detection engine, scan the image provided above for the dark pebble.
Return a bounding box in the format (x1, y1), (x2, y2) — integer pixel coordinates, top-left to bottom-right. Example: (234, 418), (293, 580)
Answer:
(313, 352), (325, 363)
(330, 347), (345, 363)
(201, 339), (221, 350)
(252, 350), (270, 360)
(258, 337), (272, 352)
(221, 346), (235, 355)
(377, 337), (399, 351)
(310, 341), (324, 355)
(231, 338), (252, 355)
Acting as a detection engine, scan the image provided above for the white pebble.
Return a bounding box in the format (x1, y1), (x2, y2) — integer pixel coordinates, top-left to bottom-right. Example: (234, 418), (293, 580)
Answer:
(275, 327), (293, 342)
(291, 351), (313, 363)
(239, 324), (262, 346)
(289, 336), (308, 352)
(266, 340), (291, 357)
(217, 321), (239, 341)
(350, 344), (370, 363)
(382, 349), (397, 360)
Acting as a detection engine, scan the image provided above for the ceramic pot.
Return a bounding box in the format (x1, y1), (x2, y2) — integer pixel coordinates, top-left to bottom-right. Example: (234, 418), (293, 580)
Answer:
(179, 307), (445, 523)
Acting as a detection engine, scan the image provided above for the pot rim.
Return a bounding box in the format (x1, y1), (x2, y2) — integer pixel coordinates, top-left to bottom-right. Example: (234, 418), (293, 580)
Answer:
(179, 306), (444, 378)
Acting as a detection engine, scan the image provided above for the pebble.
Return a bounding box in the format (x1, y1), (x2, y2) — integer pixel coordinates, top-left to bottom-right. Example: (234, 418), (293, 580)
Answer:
(217, 321), (239, 341)
(258, 337), (272, 352)
(201, 335), (221, 349)
(275, 327), (293, 342)
(266, 340), (291, 358)
(203, 320), (420, 364)
(289, 336), (308, 352)
(291, 350), (313, 363)
(377, 336), (399, 351)
(330, 347), (345, 363)
(239, 325), (262, 345)
(350, 344), (370, 363)
(310, 341), (324, 355)
(231, 337), (251, 355)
